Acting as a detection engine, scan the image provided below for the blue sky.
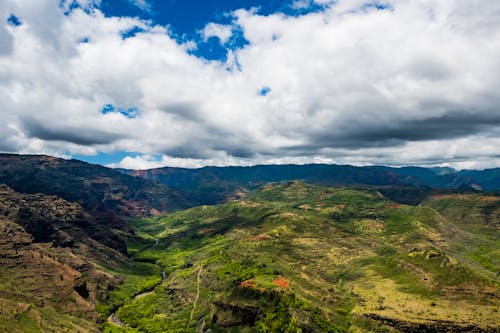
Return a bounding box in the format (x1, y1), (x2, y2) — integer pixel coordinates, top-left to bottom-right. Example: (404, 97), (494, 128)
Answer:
(99, 0), (325, 32)
(2, 0), (500, 169)
(101, 0), (285, 32)
(98, 0), (326, 61)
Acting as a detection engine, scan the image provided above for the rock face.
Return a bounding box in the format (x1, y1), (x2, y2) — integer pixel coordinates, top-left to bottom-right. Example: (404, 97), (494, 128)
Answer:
(0, 184), (127, 254)
(0, 185), (126, 328)
(364, 313), (499, 333)
(0, 154), (191, 232)
(0, 155), (189, 331)
(212, 302), (261, 327)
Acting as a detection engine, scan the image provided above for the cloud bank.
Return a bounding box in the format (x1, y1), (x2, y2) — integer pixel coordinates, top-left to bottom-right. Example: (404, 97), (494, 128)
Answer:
(1, 0), (500, 169)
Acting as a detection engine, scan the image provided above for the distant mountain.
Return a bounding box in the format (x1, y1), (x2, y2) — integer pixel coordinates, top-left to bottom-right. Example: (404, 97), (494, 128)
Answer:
(122, 163), (500, 206)
(458, 168), (500, 191)
(0, 154), (192, 231)
(428, 166), (456, 175)
(125, 164), (416, 205)
(386, 166), (500, 191)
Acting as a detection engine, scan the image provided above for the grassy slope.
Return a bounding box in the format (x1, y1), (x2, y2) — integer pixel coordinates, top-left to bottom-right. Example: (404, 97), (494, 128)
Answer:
(422, 194), (500, 278)
(101, 182), (499, 332)
(0, 298), (100, 333)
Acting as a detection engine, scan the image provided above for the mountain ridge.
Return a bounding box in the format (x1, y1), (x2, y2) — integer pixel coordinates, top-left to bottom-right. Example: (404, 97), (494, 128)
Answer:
(0, 154), (193, 231)
(125, 163), (500, 188)
(120, 163), (500, 206)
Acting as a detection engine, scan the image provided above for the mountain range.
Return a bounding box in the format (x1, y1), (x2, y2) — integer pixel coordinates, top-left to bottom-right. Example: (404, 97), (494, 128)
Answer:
(0, 154), (498, 332)
(121, 163), (500, 206)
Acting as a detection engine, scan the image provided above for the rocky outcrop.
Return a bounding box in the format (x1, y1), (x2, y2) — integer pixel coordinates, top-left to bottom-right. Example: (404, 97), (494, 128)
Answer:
(212, 301), (261, 327)
(0, 218), (117, 321)
(364, 313), (499, 333)
(0, 185), (127, 325)
(0, 184), (127, 254)
(0, 154), (192, 228)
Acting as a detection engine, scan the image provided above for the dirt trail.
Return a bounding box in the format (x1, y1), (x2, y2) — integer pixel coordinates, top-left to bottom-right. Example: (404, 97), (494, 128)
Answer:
(186, 263), (203, 332)
(135, 290), (154, 299)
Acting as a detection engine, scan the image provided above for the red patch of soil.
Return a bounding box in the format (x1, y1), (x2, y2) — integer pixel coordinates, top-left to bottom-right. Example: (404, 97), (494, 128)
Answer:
(273, 275), (291, 289)
(239, 278), (257, 288)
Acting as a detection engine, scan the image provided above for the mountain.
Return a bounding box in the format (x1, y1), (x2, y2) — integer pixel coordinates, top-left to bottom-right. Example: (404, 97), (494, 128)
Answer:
(458, 168), (500, 191)
(100, 182), (499, 332)
(0, 185), (128, 332)
(428, 167), (456, 176)
(0, 154), (498, 332)
(125, 164), (417, 205)
(0, 154), (201, 332)
(0, 154), (192, 231)
(123, 164), (500, 206)
(384, 166), (500, 191)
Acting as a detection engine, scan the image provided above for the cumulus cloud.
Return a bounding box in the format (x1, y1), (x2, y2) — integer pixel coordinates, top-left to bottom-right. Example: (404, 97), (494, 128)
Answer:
(1, 0), (500, 169)
(202, 23), (233, 44)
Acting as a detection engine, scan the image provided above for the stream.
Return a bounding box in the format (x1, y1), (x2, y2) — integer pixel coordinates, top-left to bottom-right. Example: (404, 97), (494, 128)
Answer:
(107, 236), (165, 327)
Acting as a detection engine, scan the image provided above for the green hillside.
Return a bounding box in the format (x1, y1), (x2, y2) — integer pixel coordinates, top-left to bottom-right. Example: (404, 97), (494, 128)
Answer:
(100, 182), (499, 332)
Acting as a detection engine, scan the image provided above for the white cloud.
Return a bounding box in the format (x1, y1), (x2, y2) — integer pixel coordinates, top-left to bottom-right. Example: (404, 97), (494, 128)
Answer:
(201, 22), (233, 44)
(60, 0), (101, 11)
(129, 0), (152, 13)
(1, 0), (500, 169)
(109, 137), (500, 170)
(291, 0), (312, 10)
(108, 153), (243, 170)
(313, 0), (333, 4)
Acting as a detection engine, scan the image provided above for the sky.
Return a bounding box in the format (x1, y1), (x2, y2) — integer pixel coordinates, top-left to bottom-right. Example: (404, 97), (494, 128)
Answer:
(1, 0), (500, 170)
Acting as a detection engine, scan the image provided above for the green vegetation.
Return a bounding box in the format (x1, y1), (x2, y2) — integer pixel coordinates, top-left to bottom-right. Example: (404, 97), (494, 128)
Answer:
(2, 155), (498, 332)
(0, 299), (100, 333)
(100, 182), (499, 332)
(423, 194), (500, 278)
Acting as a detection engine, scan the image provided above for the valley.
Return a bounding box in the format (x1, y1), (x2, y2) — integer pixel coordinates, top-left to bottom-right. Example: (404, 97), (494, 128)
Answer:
(0, 155), (498, 332)
(101, 182), (499, 332)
